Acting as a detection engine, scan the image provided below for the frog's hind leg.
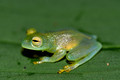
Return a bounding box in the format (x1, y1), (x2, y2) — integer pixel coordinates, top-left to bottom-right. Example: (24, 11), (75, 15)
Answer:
(58, 41), (102, 74)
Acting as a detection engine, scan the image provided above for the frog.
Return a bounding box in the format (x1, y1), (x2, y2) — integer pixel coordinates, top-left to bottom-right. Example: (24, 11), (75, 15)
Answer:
(22, 28), (102, 74)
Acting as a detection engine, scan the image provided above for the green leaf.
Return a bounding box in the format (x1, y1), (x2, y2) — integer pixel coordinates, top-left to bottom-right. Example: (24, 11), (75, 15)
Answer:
(0, 0), (120, 80)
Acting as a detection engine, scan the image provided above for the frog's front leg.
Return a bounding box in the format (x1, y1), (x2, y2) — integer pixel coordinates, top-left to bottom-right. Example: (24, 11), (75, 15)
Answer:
(33, 50), (66, 64)
(58, 41), (102, 74)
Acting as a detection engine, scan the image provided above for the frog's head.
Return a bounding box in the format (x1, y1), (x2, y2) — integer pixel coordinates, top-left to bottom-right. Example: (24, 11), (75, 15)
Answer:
(22, 28), (49, 51)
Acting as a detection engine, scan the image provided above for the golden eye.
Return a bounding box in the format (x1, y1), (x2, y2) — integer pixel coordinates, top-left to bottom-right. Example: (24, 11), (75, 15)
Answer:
(32, 37), (42, 47)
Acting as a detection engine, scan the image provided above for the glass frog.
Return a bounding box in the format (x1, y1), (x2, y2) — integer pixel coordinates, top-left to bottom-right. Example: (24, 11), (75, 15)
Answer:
(22, 28), (102, 74)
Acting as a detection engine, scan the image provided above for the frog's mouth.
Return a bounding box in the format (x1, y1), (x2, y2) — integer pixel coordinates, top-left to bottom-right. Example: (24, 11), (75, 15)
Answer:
(22, 41), (38, 50)
(22, 44), (41, 51)
(22, 41), (46, 51)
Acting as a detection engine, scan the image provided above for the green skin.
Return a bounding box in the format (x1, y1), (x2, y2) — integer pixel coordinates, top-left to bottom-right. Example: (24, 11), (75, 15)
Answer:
(22, 29), (102, 73)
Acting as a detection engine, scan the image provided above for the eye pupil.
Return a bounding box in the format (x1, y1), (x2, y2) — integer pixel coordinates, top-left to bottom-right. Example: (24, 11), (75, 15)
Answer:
(32, 40), (39, 42)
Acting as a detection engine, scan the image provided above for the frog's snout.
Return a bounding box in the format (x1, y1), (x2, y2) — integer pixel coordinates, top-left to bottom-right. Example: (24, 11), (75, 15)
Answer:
(21, 40), (29, 48)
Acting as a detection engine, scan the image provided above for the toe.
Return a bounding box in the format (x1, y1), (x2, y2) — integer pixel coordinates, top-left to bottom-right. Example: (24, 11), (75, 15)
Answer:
(33, 61), (43, 64)
(65, 68), (72, 72)
(33, 61), (38, 64)
(64, 65), (69, 69)
(57, 69), (65, 74)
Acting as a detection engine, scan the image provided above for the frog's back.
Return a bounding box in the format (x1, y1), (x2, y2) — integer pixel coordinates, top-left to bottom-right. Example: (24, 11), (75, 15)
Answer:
(52, 30), (79, 35)
(49, 30), (95, 51)
(53, 30), (95, 41)
(53, 30), (89, 38)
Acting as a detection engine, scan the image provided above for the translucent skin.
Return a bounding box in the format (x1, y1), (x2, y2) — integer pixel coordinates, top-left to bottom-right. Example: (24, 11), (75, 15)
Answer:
(22, 29), (102, 74)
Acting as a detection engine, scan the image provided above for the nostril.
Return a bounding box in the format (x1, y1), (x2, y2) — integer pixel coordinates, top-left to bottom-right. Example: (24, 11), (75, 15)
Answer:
(25, 40), (29, 42)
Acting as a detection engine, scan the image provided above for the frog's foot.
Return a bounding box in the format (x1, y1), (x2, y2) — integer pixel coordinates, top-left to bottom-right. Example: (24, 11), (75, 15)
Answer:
(33, 61), (43, 64)
(57, 65), (74, 74)
(33, 57), (50, 64)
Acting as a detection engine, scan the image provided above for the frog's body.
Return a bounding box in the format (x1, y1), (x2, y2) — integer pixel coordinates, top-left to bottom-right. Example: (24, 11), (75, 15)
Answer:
(22, 28), (102, 73)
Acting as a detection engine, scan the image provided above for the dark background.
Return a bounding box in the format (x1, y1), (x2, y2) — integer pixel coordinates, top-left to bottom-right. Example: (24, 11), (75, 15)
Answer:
(0, 0), (120, 80)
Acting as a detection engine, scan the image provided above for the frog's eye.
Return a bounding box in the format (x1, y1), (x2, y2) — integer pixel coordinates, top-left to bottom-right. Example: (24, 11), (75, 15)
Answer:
(32, 37), (42, 47)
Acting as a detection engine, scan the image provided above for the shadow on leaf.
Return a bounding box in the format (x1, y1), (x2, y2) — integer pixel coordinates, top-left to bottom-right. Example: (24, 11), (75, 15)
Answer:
(21, 48), (53, 59)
